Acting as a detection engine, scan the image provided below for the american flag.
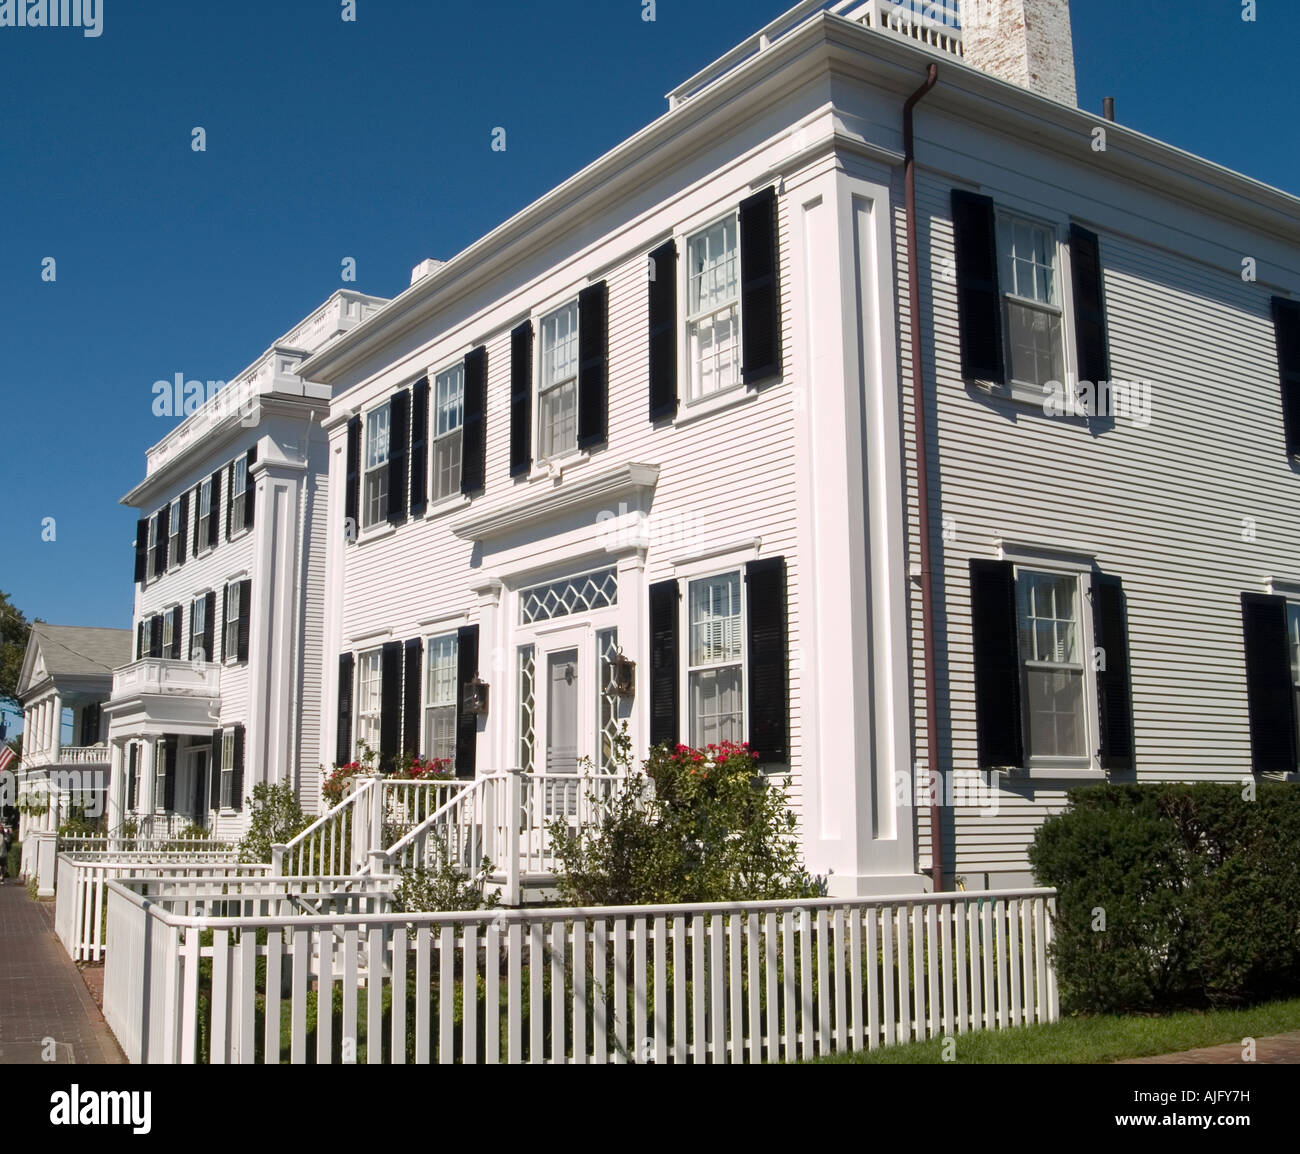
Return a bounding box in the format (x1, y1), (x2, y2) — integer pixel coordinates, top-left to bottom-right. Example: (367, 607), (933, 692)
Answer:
(0, 745), (17, 774)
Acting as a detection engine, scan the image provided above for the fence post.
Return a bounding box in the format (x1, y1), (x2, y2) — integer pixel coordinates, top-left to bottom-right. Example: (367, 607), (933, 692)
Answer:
(34, 830), (58, 897)
(368, 850), (389, 877)
(271, 844), (286, 875)
(504, 769), (523, 907)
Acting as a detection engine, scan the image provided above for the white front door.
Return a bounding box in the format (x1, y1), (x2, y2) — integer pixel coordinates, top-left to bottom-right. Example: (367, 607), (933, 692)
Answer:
(530, 626), (594, 818)
(545, 647), (581, 775)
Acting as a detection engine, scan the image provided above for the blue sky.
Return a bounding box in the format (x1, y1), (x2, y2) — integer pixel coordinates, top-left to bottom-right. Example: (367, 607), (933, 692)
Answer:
(0, 0), (1292, 658)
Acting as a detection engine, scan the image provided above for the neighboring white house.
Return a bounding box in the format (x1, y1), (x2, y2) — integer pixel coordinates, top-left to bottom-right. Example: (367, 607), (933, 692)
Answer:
(103, 290), (387, 841)
(291, 0), (1300, 896)
(13, 624), (132, 841)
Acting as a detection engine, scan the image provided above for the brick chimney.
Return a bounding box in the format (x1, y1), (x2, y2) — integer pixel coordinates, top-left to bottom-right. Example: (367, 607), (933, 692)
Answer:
(961, 0), (1077, 106)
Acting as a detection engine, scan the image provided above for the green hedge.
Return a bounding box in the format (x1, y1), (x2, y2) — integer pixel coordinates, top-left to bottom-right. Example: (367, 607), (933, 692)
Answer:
(1029, 782), (1300, 1013)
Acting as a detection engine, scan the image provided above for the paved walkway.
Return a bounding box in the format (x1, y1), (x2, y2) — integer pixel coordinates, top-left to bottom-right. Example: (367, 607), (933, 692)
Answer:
(0, 882), (124, 1064)
(1120, 1031), (1300, 1064)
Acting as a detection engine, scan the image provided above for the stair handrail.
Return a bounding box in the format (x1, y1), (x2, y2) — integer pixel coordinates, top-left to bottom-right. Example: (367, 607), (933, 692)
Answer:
(276, 776), (377, 876)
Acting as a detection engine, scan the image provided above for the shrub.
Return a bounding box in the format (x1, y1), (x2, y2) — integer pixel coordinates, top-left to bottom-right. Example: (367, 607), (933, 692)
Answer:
(549, 729), (822, 906)
(1029, 782), (1300, 1013)
(162, 824), (214, 851)
(238, 783), (310, 864)
(6, 841), (19, 878)
(393, 840), (500, 913)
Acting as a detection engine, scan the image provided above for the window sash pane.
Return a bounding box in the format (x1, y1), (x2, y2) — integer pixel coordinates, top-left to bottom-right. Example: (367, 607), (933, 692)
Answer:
(366, 406), (391, 470)
(1006, 300), (1064, 387)
(687, 217), (739, 316)
(540, 302), (578, 392)
(432, 435), (462, 503)
(688, 573), (743, 667)
(425, 635), (459, 707)
(1023, 667), (1086, 759)
(538, 379), (577, 460)
(689, 666), (744, 747)
(435, 366), (464, 436)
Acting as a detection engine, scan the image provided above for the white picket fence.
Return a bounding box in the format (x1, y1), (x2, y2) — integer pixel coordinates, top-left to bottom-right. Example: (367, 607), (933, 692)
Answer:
(53, 852), (267, 962)
(102, 879), (1057, 1064)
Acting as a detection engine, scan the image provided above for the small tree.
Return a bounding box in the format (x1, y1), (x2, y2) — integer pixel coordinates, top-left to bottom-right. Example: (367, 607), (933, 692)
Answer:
(549, 730), (822, 906)
(238, 782), (310, 864)
(394, 839), (500, 913)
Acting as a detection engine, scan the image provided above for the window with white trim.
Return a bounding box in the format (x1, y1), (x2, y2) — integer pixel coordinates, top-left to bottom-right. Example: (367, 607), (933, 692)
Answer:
(220, 729), (235, 810)
(190, 595), (207, 661)
(1015, 568), (1087, 762)
(998, 214), (1064, 389)
(686, 214), (741, 401)
(146, 515), (160, 580)
(538, 300), (579, 461)
(167, 497), (183, 567)
(432, 364), (464, 502)
(687, 570), (745, 745)
(424, 634), (459, 760)
(197, 477), (212, 547)
(231, 456), (248, 534)
(364, 403), (391, 528)
(154, 749), (167, 812)
(356, 648), (383, 754)
(224, 582), (241, 662)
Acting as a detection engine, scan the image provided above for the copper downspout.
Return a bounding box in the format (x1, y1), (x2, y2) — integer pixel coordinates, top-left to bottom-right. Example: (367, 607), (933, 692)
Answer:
(904, 63), (943, 891)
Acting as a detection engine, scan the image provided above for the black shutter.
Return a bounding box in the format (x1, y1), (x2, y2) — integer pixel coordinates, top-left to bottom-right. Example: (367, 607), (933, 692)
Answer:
(134, 519), (149, 584)
(177, 491), (190, 568)
(577, 281), (609, 450)
(1271, 297), (1300, 455)
(1069, 224), (1110, 386)
(244, 447), (257, 530)
(225, 462), (234, 540)
(136, 622), (145, 660)
(745, 558), (789, 764)
(345, 416), (362, 536)
(739, 186), (782, 385)
(192, 486), (201, 558)
(208, 470), (222, 550)
(236, 579), (251, 663)
(336, 653), (355, 766)
(379, 640), (402, 772)
(79, 703), (100, 746)
(149, 615), (163, 659)
(188, 600), (197, 661)
(203, 591), (216, 664)
(461, 347), (488, 494)
(230, 725), (245, 811)
(209, 730), (222, 810)
(1092, 574), (1134, 771)
(510, 321), (534, 477)
(409, 377), (429, 516)
(403, 638), (422, 757)
(154, 506), (170, 577)
(387, 389), (410, 524)
(648, 240), (679, 421)
(454, 625), (479, 779)
(163, 737), (177, 812)
(951, 190), (1005, 384)
(969, 560), (1024, 768)
(1241, 593), (1298, 773)
(170, 607), (183, 660)
(649, 580), (680, 749)
(128, 744), (139, 811)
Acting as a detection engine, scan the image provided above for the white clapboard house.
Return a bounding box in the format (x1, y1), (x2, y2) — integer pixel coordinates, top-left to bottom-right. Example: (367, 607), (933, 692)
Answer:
(103, 291), (387, 841)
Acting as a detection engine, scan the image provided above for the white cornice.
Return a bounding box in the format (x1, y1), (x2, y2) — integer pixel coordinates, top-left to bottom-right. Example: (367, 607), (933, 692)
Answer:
(451, 462), (660, 546)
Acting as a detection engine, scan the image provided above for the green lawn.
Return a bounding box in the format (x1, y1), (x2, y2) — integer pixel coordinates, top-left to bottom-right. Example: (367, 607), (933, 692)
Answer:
(812, 998), (1300, 1064)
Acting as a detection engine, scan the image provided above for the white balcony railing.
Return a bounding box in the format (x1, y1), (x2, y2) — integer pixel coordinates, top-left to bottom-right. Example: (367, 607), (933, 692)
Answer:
(22, 745), (112, 769)
(666, 0), (963, 109)
(111, 658), (221, 699)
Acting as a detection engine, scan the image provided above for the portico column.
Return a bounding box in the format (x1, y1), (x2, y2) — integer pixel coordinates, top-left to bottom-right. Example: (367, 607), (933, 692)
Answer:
(106, 740), (125, 831)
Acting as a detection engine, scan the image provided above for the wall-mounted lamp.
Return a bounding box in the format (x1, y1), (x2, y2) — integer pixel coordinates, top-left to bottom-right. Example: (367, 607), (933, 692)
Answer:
(463, 675), (490, 717)
(611, 649), (636, 699)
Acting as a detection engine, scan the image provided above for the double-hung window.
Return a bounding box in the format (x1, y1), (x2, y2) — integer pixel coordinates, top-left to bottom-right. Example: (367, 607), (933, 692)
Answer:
(687, 571), (745, 745)
(686, 215), (741, 401)
(219, 729), (235, 810)
(364, 403), (391, 527)
(167, 498), (183, 568)
(1015, 568), (1088, 763)
(196, 478), (212, 548)
(538, 301), (579, 461)
(230, 457), (248, 534)
(432, 364), (464, 502)
(146, 515), (160, 580)
(998, 214), (1065, 390)
(190, 596), (207, 661)
(224, 583), (241, 662)
(424, 634), (459, 760)
(356, 648), (383, 754)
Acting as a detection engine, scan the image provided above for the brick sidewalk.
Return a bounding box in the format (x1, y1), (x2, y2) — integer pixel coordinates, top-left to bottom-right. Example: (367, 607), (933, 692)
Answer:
(1119, 1031), (1300, 1064)
(0, 881), (124, 1064)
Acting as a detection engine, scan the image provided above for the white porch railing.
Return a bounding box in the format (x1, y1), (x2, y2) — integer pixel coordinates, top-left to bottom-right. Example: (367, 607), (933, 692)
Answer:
(22, 745), (111, 769)
(54, 852), (266, 963)
(275, 777), (378, 877)
(666, 0), (964, 108)
(102, 880), (1058, 1064)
